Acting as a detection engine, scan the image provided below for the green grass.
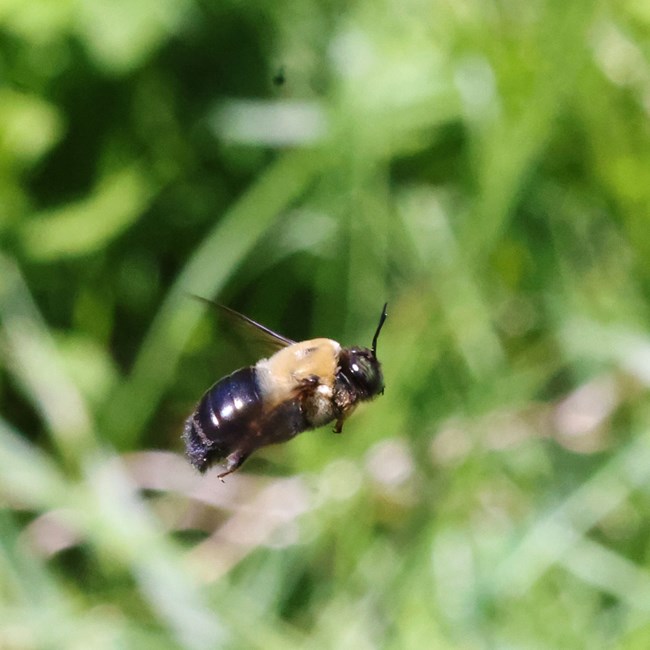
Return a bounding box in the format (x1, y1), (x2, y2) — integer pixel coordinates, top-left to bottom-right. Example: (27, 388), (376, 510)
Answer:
(2, 0), (650, 648)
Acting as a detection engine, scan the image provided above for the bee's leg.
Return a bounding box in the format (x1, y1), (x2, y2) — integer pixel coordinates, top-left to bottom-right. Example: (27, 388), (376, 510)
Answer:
(218, 449), (250, 481)
(333, 405), (356, 434)
(299, 374), (320, 388)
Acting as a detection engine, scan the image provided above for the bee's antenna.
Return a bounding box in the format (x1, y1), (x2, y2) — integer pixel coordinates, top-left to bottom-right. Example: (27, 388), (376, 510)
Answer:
(371, 303), (388, 357)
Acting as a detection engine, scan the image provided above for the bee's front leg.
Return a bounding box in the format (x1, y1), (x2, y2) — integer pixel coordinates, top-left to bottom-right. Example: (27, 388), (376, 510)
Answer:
(333, 404), (357, 434)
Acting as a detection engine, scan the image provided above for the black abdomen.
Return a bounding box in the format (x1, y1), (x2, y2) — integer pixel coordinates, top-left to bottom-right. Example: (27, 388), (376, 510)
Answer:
(183, 367), (263, 472)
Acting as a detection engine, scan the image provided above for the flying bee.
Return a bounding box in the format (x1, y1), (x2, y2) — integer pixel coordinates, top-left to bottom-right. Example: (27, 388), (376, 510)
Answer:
(183, 300), (388, 479)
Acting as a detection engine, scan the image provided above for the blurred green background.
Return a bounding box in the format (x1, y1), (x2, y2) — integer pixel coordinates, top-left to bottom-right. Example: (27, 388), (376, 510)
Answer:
(2, 0), (650, 648)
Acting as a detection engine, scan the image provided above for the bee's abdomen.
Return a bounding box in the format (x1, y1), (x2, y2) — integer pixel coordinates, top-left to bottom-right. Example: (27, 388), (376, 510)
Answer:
(183, 367), (263, 472)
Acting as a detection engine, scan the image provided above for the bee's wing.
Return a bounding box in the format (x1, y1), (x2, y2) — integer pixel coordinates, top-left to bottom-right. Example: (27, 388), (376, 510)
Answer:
(191, 295), (295, 353)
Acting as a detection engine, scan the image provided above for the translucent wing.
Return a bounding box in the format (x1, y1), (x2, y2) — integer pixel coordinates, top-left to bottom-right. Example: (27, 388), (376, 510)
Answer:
(191, 295), (295, 354)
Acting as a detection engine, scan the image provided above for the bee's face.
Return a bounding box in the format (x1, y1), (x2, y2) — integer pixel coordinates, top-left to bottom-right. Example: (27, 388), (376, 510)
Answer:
(339, 347), (384, 399)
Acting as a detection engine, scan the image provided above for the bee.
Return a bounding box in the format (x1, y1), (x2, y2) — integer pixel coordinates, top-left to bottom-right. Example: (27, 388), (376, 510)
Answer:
(183, 300), (388, 479)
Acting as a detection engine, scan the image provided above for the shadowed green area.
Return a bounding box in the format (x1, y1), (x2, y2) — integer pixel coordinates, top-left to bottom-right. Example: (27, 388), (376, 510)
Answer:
(2, 0), (650, 648)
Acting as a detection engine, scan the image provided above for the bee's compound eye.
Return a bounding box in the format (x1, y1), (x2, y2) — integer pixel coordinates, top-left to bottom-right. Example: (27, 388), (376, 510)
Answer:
(354, 361), (368, 377)
(343, 349), (384, 398)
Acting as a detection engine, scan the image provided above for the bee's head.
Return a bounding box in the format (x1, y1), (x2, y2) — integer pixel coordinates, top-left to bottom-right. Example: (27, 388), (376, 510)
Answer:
(338, 303), (387, 400)
(338, 347), (384, 399)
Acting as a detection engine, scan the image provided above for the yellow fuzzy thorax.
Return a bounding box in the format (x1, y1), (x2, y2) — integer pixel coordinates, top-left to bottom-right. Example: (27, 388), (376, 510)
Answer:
(255, 338), (341, 406)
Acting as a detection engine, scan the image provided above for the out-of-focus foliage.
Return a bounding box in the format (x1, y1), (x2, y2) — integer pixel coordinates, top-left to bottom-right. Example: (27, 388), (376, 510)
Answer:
(2, 0), (650, 647)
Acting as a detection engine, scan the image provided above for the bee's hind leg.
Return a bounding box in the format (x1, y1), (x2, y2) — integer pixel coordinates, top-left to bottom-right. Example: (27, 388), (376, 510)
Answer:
(218, 449), (250, 481)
